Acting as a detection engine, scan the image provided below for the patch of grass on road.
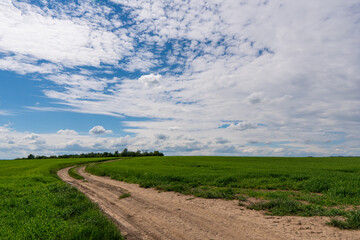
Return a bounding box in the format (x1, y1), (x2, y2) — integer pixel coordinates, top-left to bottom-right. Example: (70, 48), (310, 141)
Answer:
(247, 197), (341, 217)
(119, 193), (131, 199)
(86, 156), (360, 229)
(68, 166), (85, 180)
(0, 158), (123, 240)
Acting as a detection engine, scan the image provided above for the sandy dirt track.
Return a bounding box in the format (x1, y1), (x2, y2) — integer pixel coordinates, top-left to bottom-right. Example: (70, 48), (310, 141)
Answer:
(58, 165), (360, 240)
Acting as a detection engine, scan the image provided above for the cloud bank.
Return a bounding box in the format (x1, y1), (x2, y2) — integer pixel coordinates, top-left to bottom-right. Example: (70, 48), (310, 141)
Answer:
(0, 0), (359, 158)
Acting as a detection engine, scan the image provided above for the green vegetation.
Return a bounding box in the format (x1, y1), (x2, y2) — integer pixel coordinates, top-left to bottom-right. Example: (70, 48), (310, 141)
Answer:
(0, 158), (123, 240)
(118, 193), (131, 199)
(247, 198), (341, 217)
(22, 148), (164, 160)
(329, 211), (360, 229)
(86, 156), (360, 229)
(68, 166), (85, 180)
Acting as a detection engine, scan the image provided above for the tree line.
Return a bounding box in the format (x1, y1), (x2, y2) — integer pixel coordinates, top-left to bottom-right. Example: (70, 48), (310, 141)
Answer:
(24, 148), (164, 160)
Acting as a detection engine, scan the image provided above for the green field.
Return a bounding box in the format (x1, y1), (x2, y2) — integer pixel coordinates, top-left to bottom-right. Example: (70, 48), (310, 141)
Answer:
(0, 158), (123, 240)
(87, 156), (360, 229)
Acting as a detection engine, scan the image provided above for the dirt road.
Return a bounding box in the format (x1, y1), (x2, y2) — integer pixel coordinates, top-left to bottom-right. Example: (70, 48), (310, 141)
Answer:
(58, 166), (359, 240)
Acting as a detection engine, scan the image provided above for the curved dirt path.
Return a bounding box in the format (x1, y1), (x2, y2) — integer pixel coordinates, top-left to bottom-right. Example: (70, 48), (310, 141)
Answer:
(58, 165), (360, 240)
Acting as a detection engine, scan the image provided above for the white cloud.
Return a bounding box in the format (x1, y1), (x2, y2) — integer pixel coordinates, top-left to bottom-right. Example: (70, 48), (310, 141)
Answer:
(0, 125), (133, 159)
(45, 74), (115, 92)
(89, 126), (113, 135)
(155, 134), (168, 141)
(138, 74), (161, 88)
(57, 129), (78, 135)
(227, 122), (258, 131)
(25, 133), (39, 140)
(214, 137), (229, 144)
(0, 0), (133, 73)
(246, 92), (265, 105)
(0, 55), (60, 74)
(0, 0), (359, 157)
(0, 110), (11, 116)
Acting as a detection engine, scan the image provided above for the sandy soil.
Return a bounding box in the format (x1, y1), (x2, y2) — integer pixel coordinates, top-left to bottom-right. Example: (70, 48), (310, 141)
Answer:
(58, 166), (360, 240)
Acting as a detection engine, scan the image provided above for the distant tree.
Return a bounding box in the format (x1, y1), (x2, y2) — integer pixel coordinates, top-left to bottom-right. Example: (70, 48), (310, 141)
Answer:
(153, 151), (164, 156)
(22, 149), (164, 159)
(121, 148), (128, 157)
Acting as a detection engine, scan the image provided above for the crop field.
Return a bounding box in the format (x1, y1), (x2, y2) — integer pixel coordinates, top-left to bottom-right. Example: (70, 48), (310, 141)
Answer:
(87, 156), (360, 229)
(0, 158), (123, 240)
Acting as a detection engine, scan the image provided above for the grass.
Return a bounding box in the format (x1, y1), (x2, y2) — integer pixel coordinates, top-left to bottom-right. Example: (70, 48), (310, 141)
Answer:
(86, 156), (360, 229)
(0, 157), (123, 240)
(118, 193), (131, 199)
(68, 166), (85, 180)
(329, 211), (360, 229)
(247, 198), (341, 217)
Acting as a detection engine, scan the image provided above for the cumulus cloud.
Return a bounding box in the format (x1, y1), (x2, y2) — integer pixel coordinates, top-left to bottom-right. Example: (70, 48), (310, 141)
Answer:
(89, 126), (113, 135)
(214, 137), (230, 144)
(155, 134), (169, 141)
(0, 125), (134, 159)
(25, 133), (39, 140)
(138, 74), (161, 88)
(227, 122), (258, 131)
(57, 129), (78, 135)
(246, 92), (265, 104)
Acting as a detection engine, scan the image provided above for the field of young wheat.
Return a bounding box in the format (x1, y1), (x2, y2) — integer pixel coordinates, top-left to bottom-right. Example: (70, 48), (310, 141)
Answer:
(0, 158), (123, 240)
(87, 156), (360, 229)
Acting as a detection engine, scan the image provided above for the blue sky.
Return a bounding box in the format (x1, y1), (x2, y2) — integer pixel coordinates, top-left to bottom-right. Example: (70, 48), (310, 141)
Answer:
(0, 0), (359, 159)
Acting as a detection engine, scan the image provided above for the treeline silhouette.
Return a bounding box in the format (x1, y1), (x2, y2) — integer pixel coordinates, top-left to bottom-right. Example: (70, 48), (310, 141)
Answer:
(24, 148), (164, 160)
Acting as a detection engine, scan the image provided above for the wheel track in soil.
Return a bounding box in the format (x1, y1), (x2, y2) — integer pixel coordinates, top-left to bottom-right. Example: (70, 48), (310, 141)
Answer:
(58, 163), (360, 240)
